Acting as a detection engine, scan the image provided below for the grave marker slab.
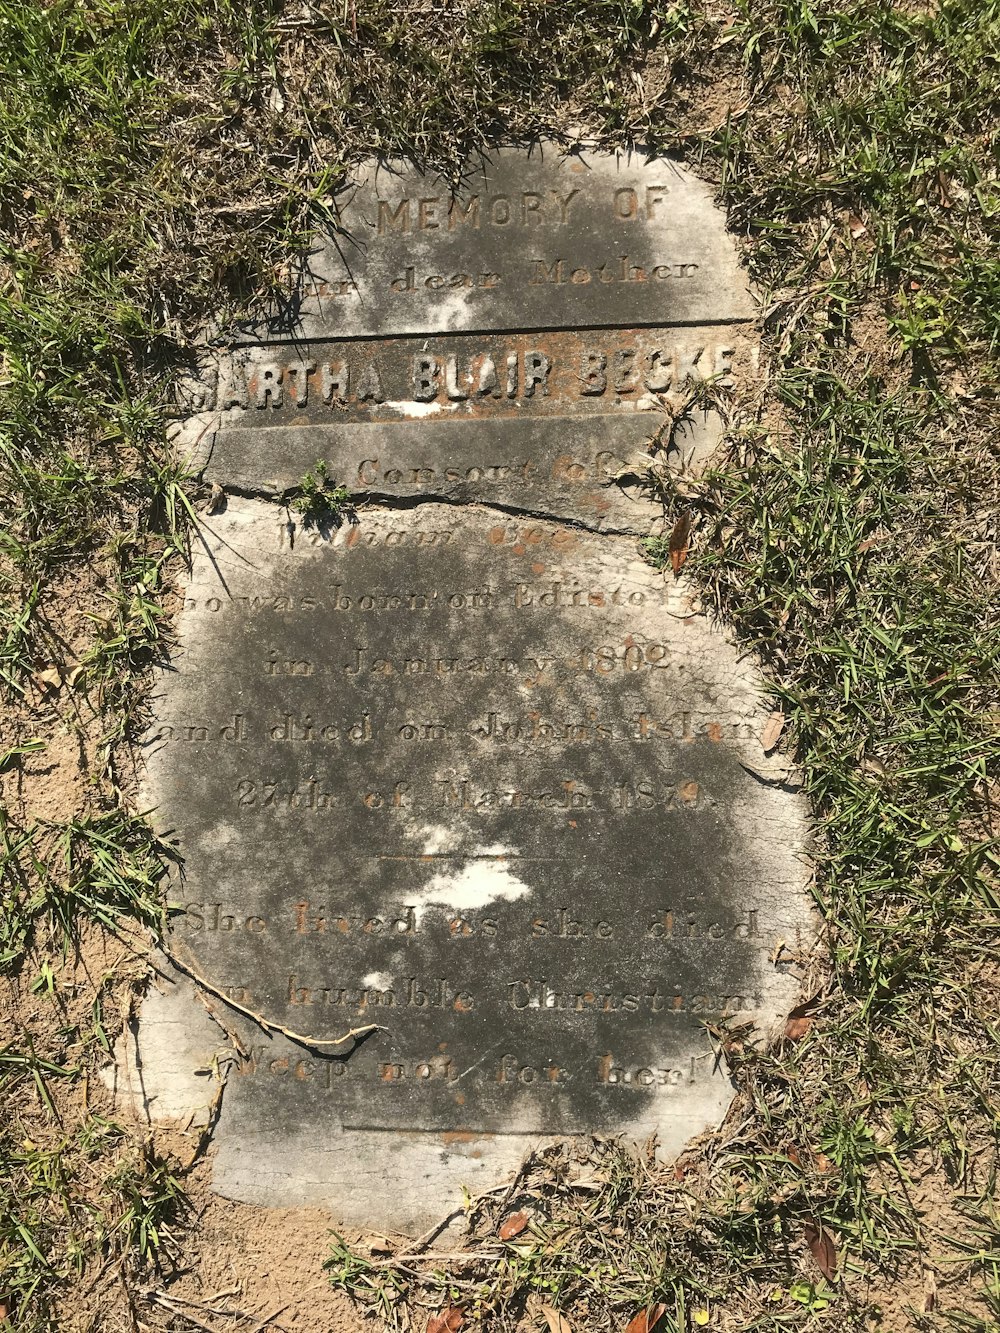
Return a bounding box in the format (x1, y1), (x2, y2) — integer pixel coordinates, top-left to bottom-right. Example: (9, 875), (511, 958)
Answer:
(122, 144), (813, 1234)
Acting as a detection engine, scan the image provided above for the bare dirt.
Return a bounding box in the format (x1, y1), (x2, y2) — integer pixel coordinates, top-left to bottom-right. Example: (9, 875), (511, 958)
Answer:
(139, 1189), (366, 1333)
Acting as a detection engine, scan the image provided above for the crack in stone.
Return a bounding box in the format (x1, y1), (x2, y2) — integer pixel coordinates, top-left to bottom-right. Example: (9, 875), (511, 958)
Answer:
(736, 759), (804, 793)
(216, 482), (661, 539)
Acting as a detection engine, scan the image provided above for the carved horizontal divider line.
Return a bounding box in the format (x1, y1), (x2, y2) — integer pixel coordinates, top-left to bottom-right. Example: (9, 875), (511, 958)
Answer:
(235, 315), (755, 345)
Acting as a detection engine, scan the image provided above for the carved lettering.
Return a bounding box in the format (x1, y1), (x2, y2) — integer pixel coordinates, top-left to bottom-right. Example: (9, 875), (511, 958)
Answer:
(287, 975), (473, 1012)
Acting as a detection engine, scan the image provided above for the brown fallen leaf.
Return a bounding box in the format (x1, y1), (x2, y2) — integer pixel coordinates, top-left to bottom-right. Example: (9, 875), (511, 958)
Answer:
(668, 511), (693, 576)
(205, 481), (225, 515)
(848, 213), (867, 239)
(814, 1150), (834, 1173)
(541, 1304), (573, 1333)
(498, 1210), (529, 1240)
(784, 1014), (812, 1040)
(760, 710), (785, 752)
(786, 1144), (802, 1167)
(803, 1218), (838, 1280)
(923, 1268), (937, 1311)
(624, 1304), (667, 1333)
(427, 1306), (465, 1333)
(33, 665), (61, 695)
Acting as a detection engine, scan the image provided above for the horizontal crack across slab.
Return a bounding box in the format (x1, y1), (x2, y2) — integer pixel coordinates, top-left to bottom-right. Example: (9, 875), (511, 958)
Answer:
(216, 483), (661, 538)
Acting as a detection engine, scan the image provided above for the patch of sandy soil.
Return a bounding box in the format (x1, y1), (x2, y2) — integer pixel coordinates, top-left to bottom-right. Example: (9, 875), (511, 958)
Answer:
(142, 1182), (367, 1333)
(852, 1155), (994, 1330)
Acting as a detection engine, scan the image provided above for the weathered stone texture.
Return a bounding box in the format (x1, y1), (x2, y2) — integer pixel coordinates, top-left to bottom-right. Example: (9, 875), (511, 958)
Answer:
(135, 501), (811, 1229)
(123, 146), (813, 1234)
(248, 148), (755, 340)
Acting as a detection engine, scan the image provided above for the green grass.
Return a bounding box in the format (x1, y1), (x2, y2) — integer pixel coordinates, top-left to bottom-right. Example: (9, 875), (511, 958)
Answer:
(1, 0), (999, 1328)
(0, 808), (169, 972)
(0, 1107), (185, 1320)
(288, 458), (353, 530)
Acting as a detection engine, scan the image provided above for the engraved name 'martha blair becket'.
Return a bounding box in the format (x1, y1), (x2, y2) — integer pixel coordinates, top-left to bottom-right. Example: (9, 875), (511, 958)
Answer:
(126, 145), (814, 1234)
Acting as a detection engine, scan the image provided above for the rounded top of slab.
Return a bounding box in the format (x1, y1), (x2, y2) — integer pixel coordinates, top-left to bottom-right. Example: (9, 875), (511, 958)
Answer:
(260, 144), (754, 341)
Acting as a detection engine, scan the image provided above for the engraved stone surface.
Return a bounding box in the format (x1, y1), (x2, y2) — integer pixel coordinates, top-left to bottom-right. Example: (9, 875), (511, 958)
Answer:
(124, 144), (814, 1234)
(193, 324), (761, 530)
(247, 146), (755, 340)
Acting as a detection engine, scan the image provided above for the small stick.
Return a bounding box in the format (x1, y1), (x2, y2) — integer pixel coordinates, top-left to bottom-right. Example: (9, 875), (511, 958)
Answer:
(195, 990), (250, 1059)
(362, 1250), (505, 1266)
(397, 1208), (466, 1256)
(164, 944), (383, 1051)
(250, 1303), (290, 1332)
(148, 1292), (219, 1332)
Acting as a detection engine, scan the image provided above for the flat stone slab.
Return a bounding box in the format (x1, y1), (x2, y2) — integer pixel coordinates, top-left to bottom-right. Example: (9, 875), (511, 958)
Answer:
(134, 500), (812, 1230)
(124, 144), (814, 1235)
(187, 324), (760, 530)
(243, 146), (755, 342)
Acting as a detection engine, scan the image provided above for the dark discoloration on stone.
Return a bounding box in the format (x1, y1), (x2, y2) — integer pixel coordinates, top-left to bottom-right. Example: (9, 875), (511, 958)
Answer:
(243, 146), (755, 341)
(140, 503), (811, 1223)
(129, 147), (813, 1232)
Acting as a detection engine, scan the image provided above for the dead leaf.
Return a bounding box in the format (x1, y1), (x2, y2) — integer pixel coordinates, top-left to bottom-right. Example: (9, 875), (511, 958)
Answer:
(667, 511), (693, 576)
(205, 481), (225, 515)
(541, 1304), (573, 1333)
(786, 1144), (802, 1167)
(814, 1151), (834, 1173)
(760, 710), (785, 752)
(784, 1014), (812, 1040)
(498, 1210), (529, 1240)
(848, 213), (867, 239)
(624, 1305), (667, 1333)
(33, 666), (61, 695)
(427, 1306), (465, 1333)
(923, 1268), (937, 1311)
(803, 1218), (838, 1280)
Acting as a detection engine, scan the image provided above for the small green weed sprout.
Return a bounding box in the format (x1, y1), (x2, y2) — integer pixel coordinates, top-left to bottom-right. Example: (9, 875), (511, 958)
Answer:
(641, 535), (673, 570)
(289, 460), (351, 530)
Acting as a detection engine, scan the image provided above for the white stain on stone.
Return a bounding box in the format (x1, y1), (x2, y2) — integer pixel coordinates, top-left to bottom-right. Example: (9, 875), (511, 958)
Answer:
(405, 831), (531, 919)
(362, 971), (393, 989)
(414, 856), (530, 917)
(419, 823), (451, 855)
(380, 399), (455, 418)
